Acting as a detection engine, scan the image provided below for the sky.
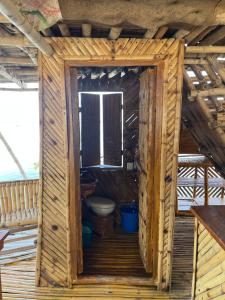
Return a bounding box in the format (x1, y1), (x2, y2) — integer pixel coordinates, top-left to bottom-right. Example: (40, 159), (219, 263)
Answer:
(0, 83), (39, 181)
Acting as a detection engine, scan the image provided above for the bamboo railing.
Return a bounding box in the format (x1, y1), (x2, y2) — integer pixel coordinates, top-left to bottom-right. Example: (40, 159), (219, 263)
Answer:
(0, 179), (39, 227)
(177, 162), (225, 215)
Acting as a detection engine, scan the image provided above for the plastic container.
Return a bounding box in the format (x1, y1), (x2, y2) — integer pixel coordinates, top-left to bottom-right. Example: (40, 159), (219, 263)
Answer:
(120, 203), (138, 233)
(82, 220), (93, 248)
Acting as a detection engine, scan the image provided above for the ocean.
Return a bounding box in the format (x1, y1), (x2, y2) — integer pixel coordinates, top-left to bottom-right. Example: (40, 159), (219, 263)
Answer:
(0, 168), (39, 182)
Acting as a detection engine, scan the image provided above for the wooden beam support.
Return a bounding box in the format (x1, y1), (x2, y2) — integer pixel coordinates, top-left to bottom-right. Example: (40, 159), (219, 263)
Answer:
(186, 46), (225, 53)
(0, 0), (53, 56)
(58, 23), (70, 37)
(189, 26), (217, 45)
(0, 76), (38, 83)
(0, 56), (35, 65)
(82, 23), (92, 37)
(144, 28), (158, 38)
(0, 65), (26, 88)
(207, 56), (225, 83)
(173, 29), (189, 39)
(191, 88), (225, 98)
(12, 69), (38, 76)
(203, 62), (223, 87)
(154, 26), (168, 39)
(108, 27), (122, 40)
(0, 88), (38, 91)
(0, 36), (33, 47)
(185, 26), (208, 43)
(18, 47), (37, 64)
(200, 26), (225, 45)
(184, 58), (208, 65)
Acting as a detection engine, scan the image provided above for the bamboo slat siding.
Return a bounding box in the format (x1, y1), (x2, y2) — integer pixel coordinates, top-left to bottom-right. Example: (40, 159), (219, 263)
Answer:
(0, 180), (38, 227)
(37, 38), (184, 289)
(193, 222), (225, 299)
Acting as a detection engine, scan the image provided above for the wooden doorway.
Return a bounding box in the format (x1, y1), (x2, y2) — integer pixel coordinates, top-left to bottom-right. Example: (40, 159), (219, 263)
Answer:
(37, 38), (184, 289)
(66, 65), (160, 285)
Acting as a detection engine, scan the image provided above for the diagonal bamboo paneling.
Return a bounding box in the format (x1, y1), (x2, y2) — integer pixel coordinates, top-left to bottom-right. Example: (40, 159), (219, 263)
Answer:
(37, 38), (184, 289)
(193, 222), (225, 299)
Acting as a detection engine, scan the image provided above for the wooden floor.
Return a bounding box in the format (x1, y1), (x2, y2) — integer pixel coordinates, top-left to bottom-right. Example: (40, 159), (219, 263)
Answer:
(1, 217), (194, 299)
(83, 230), (150, 277)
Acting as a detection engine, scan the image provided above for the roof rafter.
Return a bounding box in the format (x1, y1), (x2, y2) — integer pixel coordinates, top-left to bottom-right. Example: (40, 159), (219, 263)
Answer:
(0, 65), (26, 88)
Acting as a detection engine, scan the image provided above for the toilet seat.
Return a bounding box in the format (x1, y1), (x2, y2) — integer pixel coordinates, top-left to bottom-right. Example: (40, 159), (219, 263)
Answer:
(85, 196), (115, 216)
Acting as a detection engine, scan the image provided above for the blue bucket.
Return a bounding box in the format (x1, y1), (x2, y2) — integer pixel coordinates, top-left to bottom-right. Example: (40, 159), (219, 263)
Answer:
(120, 203), (138, 233)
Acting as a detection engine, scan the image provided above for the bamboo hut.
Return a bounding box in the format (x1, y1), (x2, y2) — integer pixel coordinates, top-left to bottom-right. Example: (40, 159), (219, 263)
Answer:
(0, 1), (225, 299)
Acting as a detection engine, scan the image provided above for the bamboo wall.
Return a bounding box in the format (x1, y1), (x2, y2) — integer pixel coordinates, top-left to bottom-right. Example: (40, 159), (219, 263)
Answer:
(0, 180), (38, 227)
(192, 222), (225, 299)
(37, 38), (184, 289)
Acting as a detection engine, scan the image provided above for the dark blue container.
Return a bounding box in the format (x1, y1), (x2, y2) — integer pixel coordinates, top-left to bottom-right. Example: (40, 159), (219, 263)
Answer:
(120, 203), (138, 233)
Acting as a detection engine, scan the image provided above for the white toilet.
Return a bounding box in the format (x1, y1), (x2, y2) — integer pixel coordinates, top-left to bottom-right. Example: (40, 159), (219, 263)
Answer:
(85, 196), (116, 217)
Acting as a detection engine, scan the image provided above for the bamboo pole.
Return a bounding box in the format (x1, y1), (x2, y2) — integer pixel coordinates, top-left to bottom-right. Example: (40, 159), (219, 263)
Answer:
(108, 27), (122, 40)
(191, 88), (225, 98)
(184, 58), (208, 65)
(0, 88), (38, 91)
(186, 46), (225, 54)
(0, 56), (36, 65)
(0, 36), (33, 47)
(204, 166), (209, 206)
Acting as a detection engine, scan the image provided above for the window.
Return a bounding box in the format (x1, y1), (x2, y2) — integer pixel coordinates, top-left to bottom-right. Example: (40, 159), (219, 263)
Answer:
(79, 92), (123, 167)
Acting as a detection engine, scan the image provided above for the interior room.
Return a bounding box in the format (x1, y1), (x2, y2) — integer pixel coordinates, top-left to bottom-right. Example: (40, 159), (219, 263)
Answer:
(77, 66), (154, 279)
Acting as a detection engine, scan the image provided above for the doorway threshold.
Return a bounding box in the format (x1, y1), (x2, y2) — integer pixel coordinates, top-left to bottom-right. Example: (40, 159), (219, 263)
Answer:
(75, 274), (156, 286)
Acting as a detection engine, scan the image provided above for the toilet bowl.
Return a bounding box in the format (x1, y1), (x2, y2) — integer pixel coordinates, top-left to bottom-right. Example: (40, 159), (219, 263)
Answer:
(85, 196), (116, 217)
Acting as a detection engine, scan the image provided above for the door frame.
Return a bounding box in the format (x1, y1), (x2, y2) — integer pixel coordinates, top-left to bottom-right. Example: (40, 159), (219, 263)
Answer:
(37, 38), (184, 290)
(65, 59), (164, 286)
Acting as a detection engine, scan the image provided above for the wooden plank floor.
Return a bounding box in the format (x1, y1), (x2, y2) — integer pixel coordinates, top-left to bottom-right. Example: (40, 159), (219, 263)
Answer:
(0, 225), (37, 265)
(1, 217), (194, 299)
(83, 231), (150, 277)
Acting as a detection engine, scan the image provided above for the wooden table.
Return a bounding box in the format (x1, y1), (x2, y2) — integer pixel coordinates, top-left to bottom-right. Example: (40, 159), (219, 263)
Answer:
(191, 206), (225, 300)
(0, 230), (9, 300)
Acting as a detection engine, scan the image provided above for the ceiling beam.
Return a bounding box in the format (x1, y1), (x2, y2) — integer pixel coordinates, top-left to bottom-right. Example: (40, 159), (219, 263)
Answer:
(207, 56), (225, 83)
(191, 88), (225, 98)
(185, 26), (208, 43)
(0, 56), (36, 65)
(82, 23), (92, 37)
(189, 26), (217, 45)
(108, 27), (122, 40)
(184, 58), (208, 65)
(0, 65), (26, 88)
(0, 0), (54, 56)
(11, 69), (38, 76)
(58, 23), (70, 36)
(186, 46), (225, 53)
(144, 28), (158, 38)
(0, 36), (33, 47)
(154, 26), (168, 39)
(173, 29), (190, 39)
(0, 88), (38, 91)
(199, 26), (225, 45)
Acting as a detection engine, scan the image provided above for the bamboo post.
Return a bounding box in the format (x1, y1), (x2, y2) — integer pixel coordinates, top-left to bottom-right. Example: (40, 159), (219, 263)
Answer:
(193, 167), (198, 201)
(204, 166), (209, 206)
